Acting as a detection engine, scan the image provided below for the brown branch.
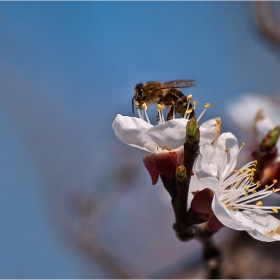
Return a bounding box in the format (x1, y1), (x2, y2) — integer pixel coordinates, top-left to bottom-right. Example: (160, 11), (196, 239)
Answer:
(253, 1), (280, 48)
(194, 224), (221, 279)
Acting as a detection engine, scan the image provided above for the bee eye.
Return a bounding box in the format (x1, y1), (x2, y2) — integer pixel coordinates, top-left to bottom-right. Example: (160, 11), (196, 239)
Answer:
(138, 88), (143, 96)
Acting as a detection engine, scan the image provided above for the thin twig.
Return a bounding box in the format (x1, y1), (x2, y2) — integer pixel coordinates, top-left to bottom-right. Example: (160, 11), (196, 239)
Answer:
(253, 1), (280, 48)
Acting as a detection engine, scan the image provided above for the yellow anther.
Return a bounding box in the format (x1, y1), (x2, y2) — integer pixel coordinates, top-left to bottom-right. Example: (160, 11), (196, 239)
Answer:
(242, 142), (246, 146)
(272, 188), (276, 192)
(186, 109), (193, 114)
(256, 201), (263, 206)
(193, 101), (197, 106)
(234, 170), (237, 174)
(273, 179), (278, 184)
(272, 207), (278, 213)
(141, 102), (147, 110)
(135, 101), (140, 106)
(257, 181), (261, 187)
(254, 160), (258, 164)
(244, 193), (248, 196)
(251, 189), (257, 194)
(205, 103), (210, 108)
(187, 94), (192, 101)
(265, 185), (269, 190)
(224, 149), (228, 153)
(238, 170), (244, 174)
(157, 104), (162, 111)
(244, 186), (249, 192)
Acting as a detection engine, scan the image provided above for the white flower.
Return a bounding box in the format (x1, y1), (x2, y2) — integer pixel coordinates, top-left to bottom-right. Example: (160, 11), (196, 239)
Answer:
(227, 93), (280, 149)
(195, 133), (280, 241)
(112, 114), (221, 153)
(195, 132), (239, 190)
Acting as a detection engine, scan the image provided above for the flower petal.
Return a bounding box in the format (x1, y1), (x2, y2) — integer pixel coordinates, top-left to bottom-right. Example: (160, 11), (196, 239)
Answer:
(212, 190), (255, 231)
(194, 145), (221, 191)
(214, 132), (239, 180)
(143, 148), (184, 185)
(254, 109), (275, 145)
(200, 117), (221, 143)
(144, 118), (188, 150)
(112, 114), (157, 152)
(243, 210), (280, 242)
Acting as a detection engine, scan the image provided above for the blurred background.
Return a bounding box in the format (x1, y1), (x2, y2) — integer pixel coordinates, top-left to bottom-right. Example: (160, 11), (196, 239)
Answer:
(1, 1), (280, 278)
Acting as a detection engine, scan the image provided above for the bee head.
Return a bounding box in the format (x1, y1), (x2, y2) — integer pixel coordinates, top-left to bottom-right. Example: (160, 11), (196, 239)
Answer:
(132, 83), (144, 113)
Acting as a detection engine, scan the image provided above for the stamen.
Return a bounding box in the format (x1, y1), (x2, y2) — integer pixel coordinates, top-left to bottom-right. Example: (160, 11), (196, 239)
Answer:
(185, 108), (194, 120)
(135, 101), (143, 119)
(157, 104), (164, 124)
(172, 101), (175, 120)
(184, 96), (193, 119)
(141, 103), (151, 124)
(197, 103), (210, 122)
(219, 145), (280, 215)
(220, 142), (246, 183)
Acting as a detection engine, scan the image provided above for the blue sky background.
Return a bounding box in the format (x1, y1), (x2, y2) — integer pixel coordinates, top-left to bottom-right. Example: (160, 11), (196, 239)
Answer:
(0, 1), (280, 278)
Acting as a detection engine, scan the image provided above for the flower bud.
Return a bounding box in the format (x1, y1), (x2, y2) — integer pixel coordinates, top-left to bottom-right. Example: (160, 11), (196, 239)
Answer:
(186, 117), (200, 145)
(176, 165), (186, 181)
(260, 126), (280, 153)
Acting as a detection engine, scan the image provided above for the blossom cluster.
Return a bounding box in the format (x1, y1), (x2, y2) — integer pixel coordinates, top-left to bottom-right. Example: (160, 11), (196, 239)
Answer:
(112, 97), (280, 242)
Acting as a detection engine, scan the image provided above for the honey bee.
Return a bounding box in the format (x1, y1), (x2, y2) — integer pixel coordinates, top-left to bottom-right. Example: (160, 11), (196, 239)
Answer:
(132, 79), (196, 120)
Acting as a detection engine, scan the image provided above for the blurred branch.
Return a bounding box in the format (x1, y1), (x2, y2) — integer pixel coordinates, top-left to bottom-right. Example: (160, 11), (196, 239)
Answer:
(253, 1), (280, 48)
(194, 224), (221, 279)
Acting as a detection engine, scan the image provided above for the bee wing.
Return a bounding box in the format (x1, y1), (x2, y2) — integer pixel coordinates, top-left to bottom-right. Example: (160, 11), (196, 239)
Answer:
(156, 79), (196, 90)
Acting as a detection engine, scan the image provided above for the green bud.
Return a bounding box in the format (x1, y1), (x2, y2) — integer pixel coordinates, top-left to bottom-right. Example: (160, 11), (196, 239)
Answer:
(260, 126), (280, 153)
(186, 117), (200, 145)
(176, 165), (186, 181)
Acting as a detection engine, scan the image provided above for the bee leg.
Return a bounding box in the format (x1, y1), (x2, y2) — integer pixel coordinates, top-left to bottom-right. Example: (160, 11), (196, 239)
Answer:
(166, 105), (175, 121)
(156, 112), (160, 122)
(166, 89), (195, 118)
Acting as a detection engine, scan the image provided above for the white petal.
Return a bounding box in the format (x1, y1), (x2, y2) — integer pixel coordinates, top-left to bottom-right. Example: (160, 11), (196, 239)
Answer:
(200, 117), (221, 143)
(112, 114), (157, 152)
(200, 142), (218, 176)
(254, 109), (275, 144)
(243, 210), (280, 241)
(214, 132), (239, 180)
(144, 118), (188, 150)
(247, 229), (277, 242)
(212, 191), (255, 231)
(227, 93), (280, 133)
(187, 173), (206, 210)
(227, 93), (280, 150)
(194, 150), (221, 191)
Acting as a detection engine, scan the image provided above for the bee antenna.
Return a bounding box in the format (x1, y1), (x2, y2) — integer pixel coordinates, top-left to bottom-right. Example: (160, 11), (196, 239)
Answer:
(132, 96), (135, 114)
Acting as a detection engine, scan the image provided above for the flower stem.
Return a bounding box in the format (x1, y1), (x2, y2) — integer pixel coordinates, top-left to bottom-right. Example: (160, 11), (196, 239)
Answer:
(171, 140), (200, 241)
(194, 224), (221, 279)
